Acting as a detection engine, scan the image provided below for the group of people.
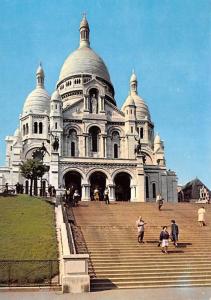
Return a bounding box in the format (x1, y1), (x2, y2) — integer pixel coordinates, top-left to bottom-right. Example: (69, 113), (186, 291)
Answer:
(136, 216), (179, 254)
(65, 187), (80, 207)
(136, 204), (208, 254)
(93, 186), (110, 204)
(48, 185), (56, 197)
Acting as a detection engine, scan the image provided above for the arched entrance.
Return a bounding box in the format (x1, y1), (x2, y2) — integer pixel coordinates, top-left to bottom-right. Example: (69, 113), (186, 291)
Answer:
(64, 171), (82, 196)
(114, 172), (131, 201)
(89, 171), (106, 201)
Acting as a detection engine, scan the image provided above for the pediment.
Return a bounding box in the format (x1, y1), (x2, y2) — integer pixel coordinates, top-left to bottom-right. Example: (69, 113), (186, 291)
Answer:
(105, 101), (125, 122)
(63, 98), (84, 118)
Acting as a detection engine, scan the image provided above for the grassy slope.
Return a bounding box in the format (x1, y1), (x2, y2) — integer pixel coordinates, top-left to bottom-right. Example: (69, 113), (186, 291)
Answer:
(0, 195), (58, 260)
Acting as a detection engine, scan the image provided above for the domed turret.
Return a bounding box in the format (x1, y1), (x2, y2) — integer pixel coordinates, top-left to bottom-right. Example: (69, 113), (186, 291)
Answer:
(122, 71), (150, 120)
(154, 133), (163, 152)
(23, 64), (50, 115)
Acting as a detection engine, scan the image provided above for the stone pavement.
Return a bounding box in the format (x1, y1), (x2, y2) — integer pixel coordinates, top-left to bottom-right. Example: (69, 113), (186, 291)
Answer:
(1, 287), (211, 300)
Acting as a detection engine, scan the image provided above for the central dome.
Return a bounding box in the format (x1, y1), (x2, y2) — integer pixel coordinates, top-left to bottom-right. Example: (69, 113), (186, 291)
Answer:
(59, 46), (111, 83)
(58, 16), (111, 84)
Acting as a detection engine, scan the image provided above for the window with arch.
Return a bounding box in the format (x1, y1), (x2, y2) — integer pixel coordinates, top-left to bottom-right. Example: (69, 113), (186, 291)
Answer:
(26, 123), (29, 135)
(112, 131), (120, 159)
(145, 176), (149, 198)
(114, 144), (118, 158)
(140, 127), (144, 139)
(39, 122), (43, 134)
(55, 122), (57, 129)
(89, 126), (100, 152)
(152, 183), (156, 199)
(71, 142), (75, 157)
(34, 122), (38, 134)
(23, 124), (26, 135)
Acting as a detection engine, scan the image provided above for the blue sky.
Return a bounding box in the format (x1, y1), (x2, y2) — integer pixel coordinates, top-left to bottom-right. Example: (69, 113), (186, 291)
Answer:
(0, 0), (210, 187)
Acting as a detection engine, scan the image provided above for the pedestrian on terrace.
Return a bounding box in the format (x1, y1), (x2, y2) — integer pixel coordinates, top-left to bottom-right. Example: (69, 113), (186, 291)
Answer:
(198, 206), (206, 226)
(171, 220), (179, 247)
(136, 216), (146, 243)
(104, 187), (110, 205)
(156, 194), (164, 211)
(159, 226), (170, 254)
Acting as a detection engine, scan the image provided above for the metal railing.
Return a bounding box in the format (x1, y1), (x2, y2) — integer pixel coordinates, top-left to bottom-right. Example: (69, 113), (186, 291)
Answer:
(61, 201), (76, 254)
(0, 259), (59, 287)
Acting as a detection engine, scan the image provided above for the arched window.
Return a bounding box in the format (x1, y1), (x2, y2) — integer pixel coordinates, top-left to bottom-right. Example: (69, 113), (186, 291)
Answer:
(152, 183), (156, 199)
(114, 144), (118, 158)
(55, 122), (57, 129)
(145, 176), (149, 198)
(140, 127), (144, 139)
(112, 131), (120, 159)
(23, 125), (26, 136)
(39, 122), (43, 134)
(89, 126), (100, 152)
(71, 142), (75, 157)
(26, 123), (29, 135)
(34, 122), (38, 134)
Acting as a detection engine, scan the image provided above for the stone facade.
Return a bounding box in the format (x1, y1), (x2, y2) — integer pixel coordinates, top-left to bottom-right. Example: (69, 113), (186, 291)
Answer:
(0, 16), (177, 202)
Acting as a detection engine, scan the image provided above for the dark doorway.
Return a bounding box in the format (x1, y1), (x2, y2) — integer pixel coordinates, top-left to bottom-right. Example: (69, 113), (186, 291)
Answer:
(64, 171), (82, 196)
(90, 171), (106, 201)
(114, 172), (131, 201)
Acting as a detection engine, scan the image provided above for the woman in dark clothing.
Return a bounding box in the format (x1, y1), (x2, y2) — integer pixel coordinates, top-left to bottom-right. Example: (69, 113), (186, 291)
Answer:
(171, 220), (179, 247)
(159, 226), (170, 254)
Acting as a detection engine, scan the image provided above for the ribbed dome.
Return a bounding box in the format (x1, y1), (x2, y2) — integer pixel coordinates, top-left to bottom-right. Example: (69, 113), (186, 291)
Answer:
(14, 128), (20, 137)
(23, 87), (50, 115)
(132, 94), (151, 120)
(122, 94), (135, 110)
(59, 47), (111, 83)
(51, 89), (60, 101)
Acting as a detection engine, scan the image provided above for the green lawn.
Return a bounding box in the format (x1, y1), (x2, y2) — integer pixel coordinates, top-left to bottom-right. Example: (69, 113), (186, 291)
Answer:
(0, 195), (58, 285)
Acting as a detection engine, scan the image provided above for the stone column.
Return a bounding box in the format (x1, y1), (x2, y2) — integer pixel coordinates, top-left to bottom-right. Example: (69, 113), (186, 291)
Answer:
(100, 96), (105, 112)
(102, 135), (107, 158)
(84, 94), (89, 112)
(108, 184), (116, 202)
(81, 184), (90, 201)
(83, 134), (89, 157)
(130, 185), (136, 202)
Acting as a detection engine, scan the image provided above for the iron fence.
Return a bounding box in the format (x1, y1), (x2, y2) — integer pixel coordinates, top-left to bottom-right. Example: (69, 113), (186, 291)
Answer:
(0, 259), (59, 287)
(61, 201), (75, 254)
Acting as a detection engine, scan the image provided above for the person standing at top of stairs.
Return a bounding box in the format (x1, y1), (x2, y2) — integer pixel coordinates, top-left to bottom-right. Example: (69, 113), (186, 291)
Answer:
(136, 216), (146, 244)
(156, 194), (164, 211)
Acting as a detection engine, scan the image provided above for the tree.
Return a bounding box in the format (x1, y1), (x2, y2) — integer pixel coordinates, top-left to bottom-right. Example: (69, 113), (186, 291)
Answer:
(20, 159), (49, 196)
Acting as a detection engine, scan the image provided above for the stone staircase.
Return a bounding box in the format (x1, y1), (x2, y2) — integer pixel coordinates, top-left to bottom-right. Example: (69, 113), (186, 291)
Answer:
(71, 202), (211, 291)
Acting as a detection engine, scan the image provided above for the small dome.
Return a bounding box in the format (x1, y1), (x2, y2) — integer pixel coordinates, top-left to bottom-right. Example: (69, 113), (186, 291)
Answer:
(132, 94), (151, 120)
(59, 47), (111, 83)
(23, 87), (50, 115)
(122, 94), (135, 110)
(154, 134), (161, 144)
(14, 128), (20, 137)
(51, 90), (60, 101)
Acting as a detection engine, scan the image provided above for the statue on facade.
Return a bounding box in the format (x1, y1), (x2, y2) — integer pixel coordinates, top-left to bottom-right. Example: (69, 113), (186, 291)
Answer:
(134, 139), (142, 155)
(32, 142), (47, 161)
(52, 136), (59, 151)
(91, 94), (98, 114)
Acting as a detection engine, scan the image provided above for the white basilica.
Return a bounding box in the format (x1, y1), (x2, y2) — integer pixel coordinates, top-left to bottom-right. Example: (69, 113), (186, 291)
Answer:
(0, 16), (177, 202)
